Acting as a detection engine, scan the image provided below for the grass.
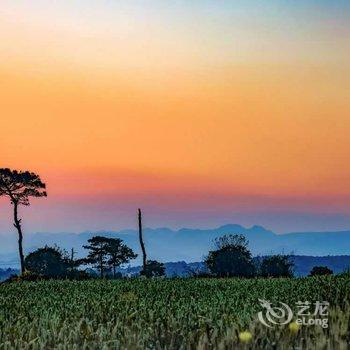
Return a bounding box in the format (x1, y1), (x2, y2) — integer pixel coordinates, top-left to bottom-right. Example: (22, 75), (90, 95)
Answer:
(0, 276), (349, 349)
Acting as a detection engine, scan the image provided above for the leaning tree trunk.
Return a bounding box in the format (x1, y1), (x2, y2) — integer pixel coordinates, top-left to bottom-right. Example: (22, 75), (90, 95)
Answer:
(13, 202), (25, 274)
(138, 209), (147, 271)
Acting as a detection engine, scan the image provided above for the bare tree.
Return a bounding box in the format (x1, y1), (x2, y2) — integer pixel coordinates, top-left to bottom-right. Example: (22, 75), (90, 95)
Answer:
(0, 168), (47, 273)
(138, 208), (147, 271)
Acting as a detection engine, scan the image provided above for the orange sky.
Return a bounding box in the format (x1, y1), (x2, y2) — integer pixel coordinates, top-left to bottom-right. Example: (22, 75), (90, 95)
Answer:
(1, 1), (350, 233)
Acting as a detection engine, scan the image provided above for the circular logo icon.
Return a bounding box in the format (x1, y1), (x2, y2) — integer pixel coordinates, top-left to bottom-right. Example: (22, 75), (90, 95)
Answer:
(258, 299), (293, 327)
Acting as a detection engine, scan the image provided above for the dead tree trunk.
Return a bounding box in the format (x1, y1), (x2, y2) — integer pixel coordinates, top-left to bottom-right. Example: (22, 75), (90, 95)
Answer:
(70, 248), (76, 272)
(138, 208), (147, 271)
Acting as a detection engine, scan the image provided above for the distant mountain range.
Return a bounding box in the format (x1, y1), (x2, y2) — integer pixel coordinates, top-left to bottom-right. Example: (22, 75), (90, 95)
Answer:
(1, 224), (350, 268)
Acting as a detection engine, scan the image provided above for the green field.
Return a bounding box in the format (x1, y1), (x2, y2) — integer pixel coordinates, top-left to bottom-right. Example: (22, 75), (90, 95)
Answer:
(0, 276), (349, 349)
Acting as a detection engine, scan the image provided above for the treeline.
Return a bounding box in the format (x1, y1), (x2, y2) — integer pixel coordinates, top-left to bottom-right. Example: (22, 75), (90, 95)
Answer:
(202, 234), (335, 278)
(0, 168), (336, 282)
(10, 233), (335, 281)
(200, 234), (293, 278)
(14, 236), (166, 281)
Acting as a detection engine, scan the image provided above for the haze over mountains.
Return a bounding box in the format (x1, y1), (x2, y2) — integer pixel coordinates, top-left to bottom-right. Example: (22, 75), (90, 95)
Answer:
(1, 224), (350, 268)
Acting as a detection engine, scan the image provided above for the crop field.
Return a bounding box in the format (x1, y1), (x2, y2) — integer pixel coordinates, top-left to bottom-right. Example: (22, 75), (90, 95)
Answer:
(0, 276), (349, 349)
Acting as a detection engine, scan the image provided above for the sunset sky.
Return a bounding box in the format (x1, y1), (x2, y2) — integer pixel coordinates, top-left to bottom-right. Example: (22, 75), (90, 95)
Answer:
(1, 1), (350, 234)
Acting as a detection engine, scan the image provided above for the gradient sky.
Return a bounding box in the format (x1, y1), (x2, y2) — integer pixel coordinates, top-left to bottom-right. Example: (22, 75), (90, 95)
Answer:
(1, 1), (350, 234)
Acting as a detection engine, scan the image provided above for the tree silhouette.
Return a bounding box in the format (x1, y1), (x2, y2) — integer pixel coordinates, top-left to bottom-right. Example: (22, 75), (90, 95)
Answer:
(205, 234), (256, 277)
(83, 236), (137, 278)
(106, 238), (137, 278)
(309, 266), (333, 277)
(140, 260), (166, 278)
(259, 255), (294, 278)
(25, 246), (69, 278)
(0, 168), (47, 273)
(83, 236), (110, 278)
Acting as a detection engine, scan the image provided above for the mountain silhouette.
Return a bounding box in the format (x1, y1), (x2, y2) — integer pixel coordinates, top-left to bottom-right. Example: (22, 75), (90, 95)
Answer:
(1, 224), (350, 267)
